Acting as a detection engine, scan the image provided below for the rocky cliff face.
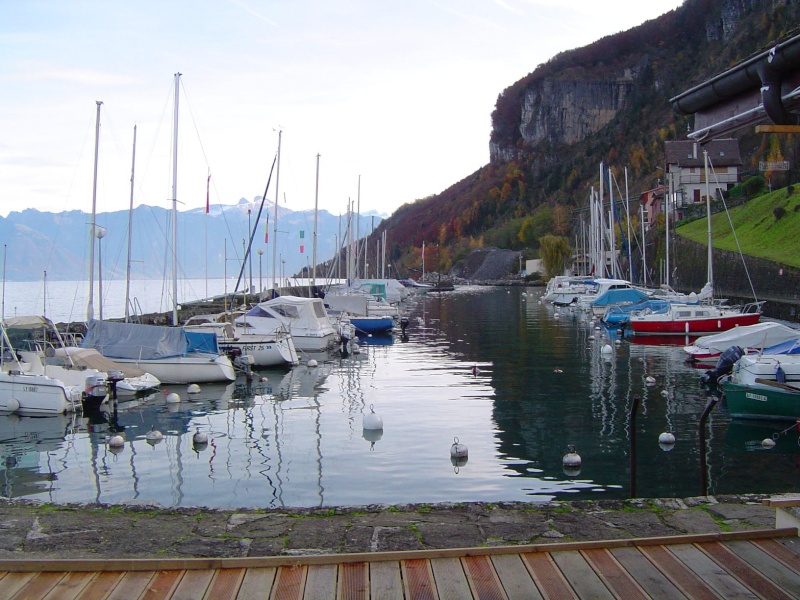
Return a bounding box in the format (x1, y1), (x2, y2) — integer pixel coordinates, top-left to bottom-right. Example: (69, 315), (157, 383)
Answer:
(489, 0), (759, 164)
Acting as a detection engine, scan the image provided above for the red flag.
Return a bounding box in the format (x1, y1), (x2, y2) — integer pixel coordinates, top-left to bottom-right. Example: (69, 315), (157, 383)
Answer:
(300, 245), (304, 254)
(205, 173), (211, 214)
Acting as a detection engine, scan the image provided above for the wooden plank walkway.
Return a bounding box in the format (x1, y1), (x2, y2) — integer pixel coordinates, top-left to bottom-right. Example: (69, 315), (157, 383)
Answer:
(1, 528), (798, 599)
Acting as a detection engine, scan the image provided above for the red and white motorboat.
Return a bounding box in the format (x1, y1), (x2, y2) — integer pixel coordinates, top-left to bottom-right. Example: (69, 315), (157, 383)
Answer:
(629, 301), (763, 336)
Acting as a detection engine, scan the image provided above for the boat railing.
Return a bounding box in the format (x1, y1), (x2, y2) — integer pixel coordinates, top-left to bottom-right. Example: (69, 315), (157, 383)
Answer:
(739, 301), (766, 314)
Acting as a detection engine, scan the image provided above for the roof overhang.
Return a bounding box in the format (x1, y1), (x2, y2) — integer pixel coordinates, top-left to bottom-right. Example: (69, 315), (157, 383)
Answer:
(670, 32), (800, 141)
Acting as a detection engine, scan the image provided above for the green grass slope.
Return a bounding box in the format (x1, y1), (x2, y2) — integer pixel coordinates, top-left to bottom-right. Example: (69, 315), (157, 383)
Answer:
(677, 187), (800, 268)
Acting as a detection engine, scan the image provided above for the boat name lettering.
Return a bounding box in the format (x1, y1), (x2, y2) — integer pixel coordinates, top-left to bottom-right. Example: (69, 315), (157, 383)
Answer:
(745, 392), (768, 402)
(23, 386), (38, 393)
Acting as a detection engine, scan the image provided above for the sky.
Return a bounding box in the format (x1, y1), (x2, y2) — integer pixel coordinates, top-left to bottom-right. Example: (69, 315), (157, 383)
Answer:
(0, 0), (686, 220)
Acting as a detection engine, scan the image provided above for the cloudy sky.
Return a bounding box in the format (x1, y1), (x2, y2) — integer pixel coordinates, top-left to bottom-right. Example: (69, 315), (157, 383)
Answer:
(1, 0), (685, 219)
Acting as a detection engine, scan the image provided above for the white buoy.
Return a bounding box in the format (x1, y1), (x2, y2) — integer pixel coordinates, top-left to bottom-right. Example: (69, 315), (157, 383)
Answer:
(563, 444), (581, 468)
(165, 391), (180, 404)
(193, 428), (208, 445)
(186, 383), (201, 394)
(660, 389), (669, 397)
(363, 404), (384, 430)
(553, 312), (560, 319)
(658, 432), (676, 445)
(450, 437), (468, 458)
(108, 434), (125, 448)
(588, 335), (596, 341)
(146, 426), (164, 444)
(762, 438), (777, 449)
(307, 358), (318, 368)
(595, 325), (601, 330)
(601, 344), (613, 355)
(589, 320), (595, 326)
(614, 339), (621, 345)
(645, 376), (656, 386)
(260, 376), (269, 383)
(554, 368), (563, 374)
(562, 444), (581, 476)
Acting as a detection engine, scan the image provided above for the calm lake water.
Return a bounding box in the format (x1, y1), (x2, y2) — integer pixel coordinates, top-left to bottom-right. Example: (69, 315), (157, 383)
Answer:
(2, 285), (799, 508)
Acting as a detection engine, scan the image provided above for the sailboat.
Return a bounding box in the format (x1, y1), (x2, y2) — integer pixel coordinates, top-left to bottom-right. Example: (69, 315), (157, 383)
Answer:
(80, 74), (235, 384)
(629, 149), (763, 335)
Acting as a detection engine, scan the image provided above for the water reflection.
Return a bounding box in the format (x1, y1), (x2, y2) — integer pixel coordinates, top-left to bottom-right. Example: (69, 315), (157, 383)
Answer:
(1, 286), (799, 507)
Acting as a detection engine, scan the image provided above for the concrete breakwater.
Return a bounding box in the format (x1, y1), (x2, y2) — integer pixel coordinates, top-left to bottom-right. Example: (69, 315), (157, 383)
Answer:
(672, 237), (800, 323)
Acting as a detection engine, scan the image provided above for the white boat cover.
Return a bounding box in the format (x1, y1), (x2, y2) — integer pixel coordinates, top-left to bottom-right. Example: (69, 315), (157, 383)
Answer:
(325, 295), (369, 316)
(687, 322), (800, 354)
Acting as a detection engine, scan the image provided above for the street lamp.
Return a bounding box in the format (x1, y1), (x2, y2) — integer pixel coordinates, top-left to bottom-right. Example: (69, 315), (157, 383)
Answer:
(257, 249), (264, 302)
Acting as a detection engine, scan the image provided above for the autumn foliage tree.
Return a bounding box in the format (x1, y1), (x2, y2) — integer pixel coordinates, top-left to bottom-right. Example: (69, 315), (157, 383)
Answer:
(539, 235), (572, 279)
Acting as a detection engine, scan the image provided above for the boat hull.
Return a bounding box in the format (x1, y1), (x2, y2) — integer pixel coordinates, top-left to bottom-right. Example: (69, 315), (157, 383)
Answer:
(219, 336), (299, 367)
(0, 372), (81, 415)
(630, 313), (761, 335)
(723, 381), (800, 420)
(109, 355), (235, 384)
(350, 317), (395, 334)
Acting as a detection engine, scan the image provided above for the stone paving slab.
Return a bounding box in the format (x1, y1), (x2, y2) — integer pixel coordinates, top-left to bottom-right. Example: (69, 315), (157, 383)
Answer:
(0, 495), (784, 560)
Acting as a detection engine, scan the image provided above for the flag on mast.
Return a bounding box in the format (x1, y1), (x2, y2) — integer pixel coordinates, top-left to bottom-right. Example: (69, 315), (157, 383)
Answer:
(299, 230), (304, 253)
(264, 214), (269, 243)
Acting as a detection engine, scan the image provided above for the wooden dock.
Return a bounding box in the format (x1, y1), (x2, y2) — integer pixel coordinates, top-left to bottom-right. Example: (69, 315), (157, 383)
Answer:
(1, 527), (799, 599)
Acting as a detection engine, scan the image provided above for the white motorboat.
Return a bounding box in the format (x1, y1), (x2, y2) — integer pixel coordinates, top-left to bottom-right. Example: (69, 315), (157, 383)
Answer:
(237, 297), (339, 352)
(2, 315), (160, 396)
(184, 312), (299, 367)
(0, 370), (82, 415)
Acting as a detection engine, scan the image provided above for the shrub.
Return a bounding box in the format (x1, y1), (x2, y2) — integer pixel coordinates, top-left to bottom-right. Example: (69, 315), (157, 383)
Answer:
(774, 206), (787, 220)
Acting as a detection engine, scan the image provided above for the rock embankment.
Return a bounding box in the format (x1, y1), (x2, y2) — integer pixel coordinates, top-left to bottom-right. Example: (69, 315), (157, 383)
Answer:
(449, 247), (522, 281)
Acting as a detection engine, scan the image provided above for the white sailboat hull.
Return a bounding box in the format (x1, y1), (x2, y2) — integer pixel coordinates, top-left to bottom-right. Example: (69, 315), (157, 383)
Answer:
(109, 354), (235, 385)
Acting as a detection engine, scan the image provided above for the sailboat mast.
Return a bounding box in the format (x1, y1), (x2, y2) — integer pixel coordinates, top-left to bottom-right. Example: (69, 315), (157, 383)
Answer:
(313, 153), (320, 289)
(666, 171), (672, 287)
(704, 149), (713, 292)
(87, 100), (102, 322)
(171, 73), (181, 327)
(125, 124), (137, 323)
(271, 129), (281, 293)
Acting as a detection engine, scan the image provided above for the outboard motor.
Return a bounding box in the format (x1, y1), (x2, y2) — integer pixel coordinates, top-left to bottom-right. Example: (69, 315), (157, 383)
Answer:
(701, 345), (744, 384)
(400, 316), (409, 334)
(106, 370), (124, 402)
(83, 374), (109, 411)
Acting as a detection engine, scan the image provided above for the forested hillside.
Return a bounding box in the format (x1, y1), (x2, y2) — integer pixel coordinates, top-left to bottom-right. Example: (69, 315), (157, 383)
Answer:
(371, 0), (800, 278)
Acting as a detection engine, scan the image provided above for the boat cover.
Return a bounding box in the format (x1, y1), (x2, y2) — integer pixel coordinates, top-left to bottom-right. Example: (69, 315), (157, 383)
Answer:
(692, 322), (800, 353)
(591, 288), (648, 308)
(81, 319), (220, 360)
(762, 337), (800, 355)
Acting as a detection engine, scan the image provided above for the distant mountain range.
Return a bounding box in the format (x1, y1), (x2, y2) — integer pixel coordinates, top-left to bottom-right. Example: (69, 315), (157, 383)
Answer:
(0, 197), (384, 282)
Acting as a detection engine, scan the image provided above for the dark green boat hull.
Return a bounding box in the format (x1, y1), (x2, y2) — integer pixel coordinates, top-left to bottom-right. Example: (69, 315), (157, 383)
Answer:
(723, 381), (800, 421)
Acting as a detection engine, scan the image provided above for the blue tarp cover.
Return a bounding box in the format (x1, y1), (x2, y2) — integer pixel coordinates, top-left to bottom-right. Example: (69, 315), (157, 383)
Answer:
(82, 319), (218, 359)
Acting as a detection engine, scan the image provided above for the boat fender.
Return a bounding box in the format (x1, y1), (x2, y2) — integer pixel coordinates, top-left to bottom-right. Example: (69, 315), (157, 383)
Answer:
(776, 362), (786, 383)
